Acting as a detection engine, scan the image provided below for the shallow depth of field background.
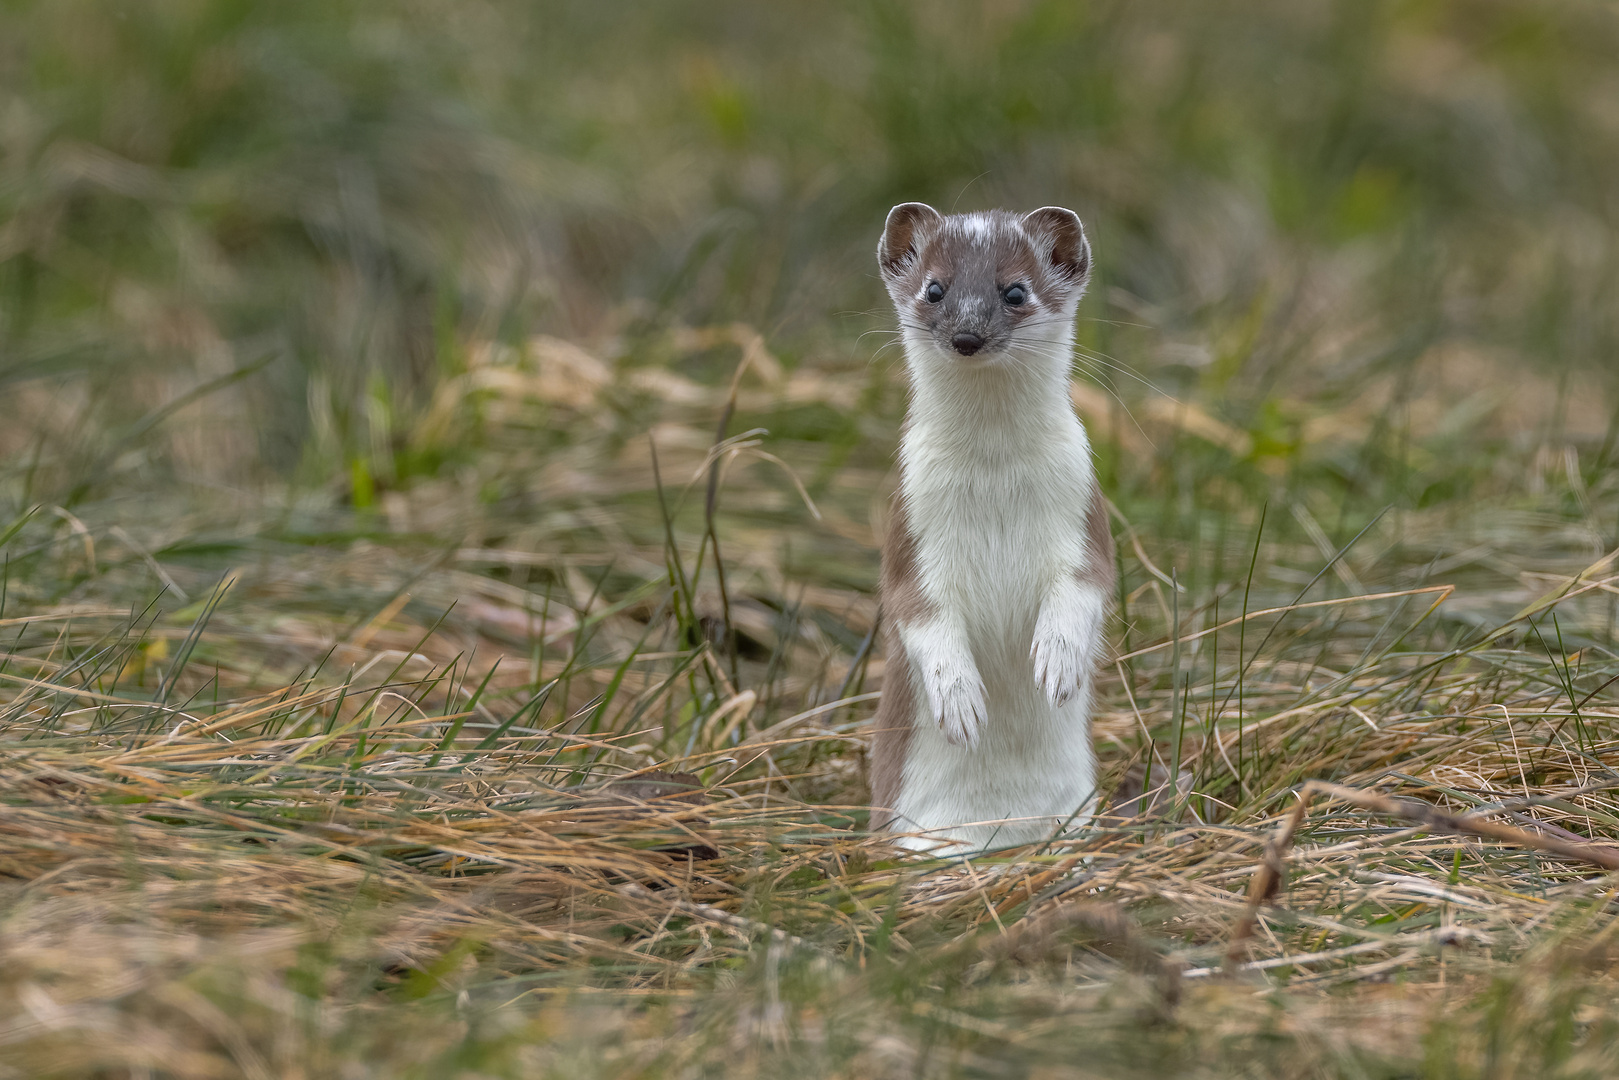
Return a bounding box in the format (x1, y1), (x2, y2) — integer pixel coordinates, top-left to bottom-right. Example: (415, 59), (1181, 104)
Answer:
(3, 3), (1619, 1078)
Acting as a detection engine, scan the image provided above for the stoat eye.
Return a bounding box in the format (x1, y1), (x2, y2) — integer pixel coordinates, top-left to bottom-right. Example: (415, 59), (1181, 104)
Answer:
(1003, 284), (1028, 306)
(925, 281), (945, 304)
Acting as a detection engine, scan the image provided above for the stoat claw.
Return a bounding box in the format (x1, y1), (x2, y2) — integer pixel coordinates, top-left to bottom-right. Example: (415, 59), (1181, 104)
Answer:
(921, 665), (988, 749)
(1031, 629), (1089, 709)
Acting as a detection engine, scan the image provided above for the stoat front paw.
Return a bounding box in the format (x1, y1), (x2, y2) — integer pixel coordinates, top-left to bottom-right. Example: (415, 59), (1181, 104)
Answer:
(920, 663), (988, 748)
(1030, 624), (1095, 709)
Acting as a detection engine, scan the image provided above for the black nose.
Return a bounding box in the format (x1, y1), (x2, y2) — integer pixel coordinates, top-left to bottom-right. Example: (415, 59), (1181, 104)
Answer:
(951, 332), (984, 356)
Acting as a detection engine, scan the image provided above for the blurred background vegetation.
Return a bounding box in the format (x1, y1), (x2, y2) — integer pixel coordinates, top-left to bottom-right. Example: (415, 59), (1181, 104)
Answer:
(5, 2), (1619, 1077)
(4, 0), (1616, 524)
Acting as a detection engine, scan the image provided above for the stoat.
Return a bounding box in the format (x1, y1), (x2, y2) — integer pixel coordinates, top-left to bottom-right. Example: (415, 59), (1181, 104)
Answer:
(869, 203), (1116, 854)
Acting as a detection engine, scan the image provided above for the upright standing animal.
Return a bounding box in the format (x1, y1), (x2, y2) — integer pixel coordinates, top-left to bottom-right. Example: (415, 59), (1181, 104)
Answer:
(869, 203), (1116, 853)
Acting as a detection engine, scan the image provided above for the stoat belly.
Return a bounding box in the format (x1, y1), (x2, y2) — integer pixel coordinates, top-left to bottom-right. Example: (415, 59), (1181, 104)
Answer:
(892, 444), (1100, 852)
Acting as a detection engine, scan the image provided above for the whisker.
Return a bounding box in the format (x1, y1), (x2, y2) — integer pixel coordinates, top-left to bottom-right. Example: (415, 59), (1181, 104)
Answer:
(1072, 347), (1173, 398)
(998, 343), (1158, 450)
(1076, 316), (1155, 330)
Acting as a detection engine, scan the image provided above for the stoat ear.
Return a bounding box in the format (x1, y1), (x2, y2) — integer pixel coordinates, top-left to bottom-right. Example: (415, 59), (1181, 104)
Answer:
(878, 203), (944, 278)
(1022, 206), (1090, 281)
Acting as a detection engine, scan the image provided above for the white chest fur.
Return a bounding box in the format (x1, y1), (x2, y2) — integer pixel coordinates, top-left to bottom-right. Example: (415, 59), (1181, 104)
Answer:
(888, 353), (1107, 853)
(903, 419), (1093, 649)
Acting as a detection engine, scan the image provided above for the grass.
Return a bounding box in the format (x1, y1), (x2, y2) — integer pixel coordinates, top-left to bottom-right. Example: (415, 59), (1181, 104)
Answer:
(2, 340), (1616, 1077)
(4, 1), (1619, 1077)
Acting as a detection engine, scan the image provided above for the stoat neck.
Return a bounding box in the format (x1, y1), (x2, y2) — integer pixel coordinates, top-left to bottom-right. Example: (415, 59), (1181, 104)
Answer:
(902, 334), (1084, 460)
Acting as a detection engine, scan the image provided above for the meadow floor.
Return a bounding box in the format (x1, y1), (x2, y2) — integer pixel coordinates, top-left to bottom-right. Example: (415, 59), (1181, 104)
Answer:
(3, 327), (1618, 1079)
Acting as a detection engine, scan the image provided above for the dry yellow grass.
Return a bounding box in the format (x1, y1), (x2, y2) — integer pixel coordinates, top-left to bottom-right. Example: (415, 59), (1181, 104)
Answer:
(3, 325), (1617, 1077)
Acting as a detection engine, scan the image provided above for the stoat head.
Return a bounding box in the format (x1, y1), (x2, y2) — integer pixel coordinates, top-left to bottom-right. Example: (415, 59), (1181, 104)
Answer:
(877, 203), (1091, 365)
